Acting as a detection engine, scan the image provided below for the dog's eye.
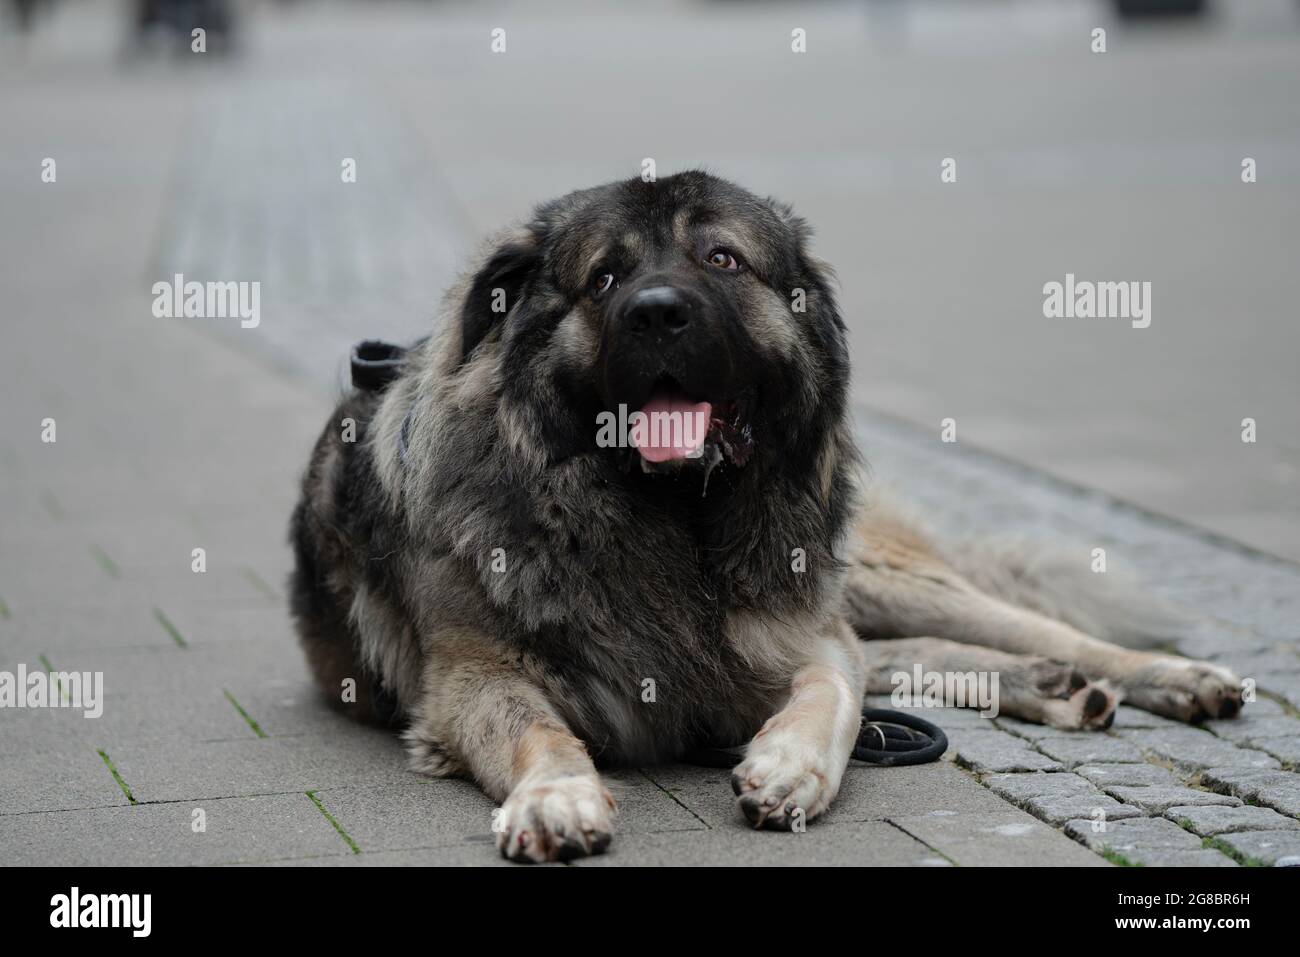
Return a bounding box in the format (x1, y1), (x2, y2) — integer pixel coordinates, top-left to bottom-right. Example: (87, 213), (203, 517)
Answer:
(592, 272), (616, 296)
(705, 248), (741, 271)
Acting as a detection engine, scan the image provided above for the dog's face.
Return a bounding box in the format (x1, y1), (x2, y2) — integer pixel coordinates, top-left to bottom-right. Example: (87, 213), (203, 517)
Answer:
(459, 172), (849, 492)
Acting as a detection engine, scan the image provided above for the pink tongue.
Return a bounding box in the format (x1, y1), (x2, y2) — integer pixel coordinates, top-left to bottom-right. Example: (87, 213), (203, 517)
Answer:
(633, 392), (713, 463)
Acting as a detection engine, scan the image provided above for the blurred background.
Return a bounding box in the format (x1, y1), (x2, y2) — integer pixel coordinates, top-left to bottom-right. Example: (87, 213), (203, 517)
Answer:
(2, 0), (1298, 558)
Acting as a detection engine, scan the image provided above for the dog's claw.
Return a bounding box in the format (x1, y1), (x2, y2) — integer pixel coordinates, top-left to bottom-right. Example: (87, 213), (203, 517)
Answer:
(496, 776), (615, 864)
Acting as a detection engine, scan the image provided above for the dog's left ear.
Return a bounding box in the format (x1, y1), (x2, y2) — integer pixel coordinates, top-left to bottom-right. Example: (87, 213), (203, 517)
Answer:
(459, 228), (541, 364)
(766, 198), (838, 295)
(766, 198), (813, 249)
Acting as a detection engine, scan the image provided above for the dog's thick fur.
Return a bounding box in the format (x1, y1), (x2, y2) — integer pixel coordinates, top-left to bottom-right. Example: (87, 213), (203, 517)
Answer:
(290, 172), (1243, 863)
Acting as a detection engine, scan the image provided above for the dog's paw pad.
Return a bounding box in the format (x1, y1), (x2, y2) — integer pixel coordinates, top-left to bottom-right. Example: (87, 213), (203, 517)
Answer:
(1082, 686), (1113, 722)
(1042, 680), (1118, 730)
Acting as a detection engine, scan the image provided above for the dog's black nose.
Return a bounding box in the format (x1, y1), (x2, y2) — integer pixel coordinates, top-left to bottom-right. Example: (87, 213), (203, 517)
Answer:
(624, 286), (691, 338)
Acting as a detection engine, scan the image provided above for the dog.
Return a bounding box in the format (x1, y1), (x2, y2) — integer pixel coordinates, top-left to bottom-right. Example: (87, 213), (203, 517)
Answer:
(289, 171), (1244, 863)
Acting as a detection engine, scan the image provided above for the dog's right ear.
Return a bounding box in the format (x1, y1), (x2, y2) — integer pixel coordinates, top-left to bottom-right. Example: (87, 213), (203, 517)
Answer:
(459, 229), (541, 365)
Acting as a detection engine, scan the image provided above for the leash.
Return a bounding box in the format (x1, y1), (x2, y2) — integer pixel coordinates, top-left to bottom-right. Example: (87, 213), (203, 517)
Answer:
(351, 339), (421, 464)
(683, 706), (948, 768)
(351, 339), (409, 390)
(851, 708), (949, 765)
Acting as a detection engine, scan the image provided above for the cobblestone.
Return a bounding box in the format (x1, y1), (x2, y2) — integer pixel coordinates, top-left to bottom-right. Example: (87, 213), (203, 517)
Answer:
(1102, 786), (1241, 815)
(1034, 736), (1147, 769)
(984, 773), (1144, 827)
(1116, 727), (1281, 774)
(1164, 804), (1300, 837)
(948, 731), (1064, 774)
(1199, 767), (1300, 818)
(1215, 830), (1300, 866)
(1073, 763), (1181, 788)
(1063, 817), (1237, 867)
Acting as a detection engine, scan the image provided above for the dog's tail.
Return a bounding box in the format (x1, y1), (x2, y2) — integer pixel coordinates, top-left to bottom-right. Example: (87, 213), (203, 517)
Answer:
(938, 536), (1193, 651)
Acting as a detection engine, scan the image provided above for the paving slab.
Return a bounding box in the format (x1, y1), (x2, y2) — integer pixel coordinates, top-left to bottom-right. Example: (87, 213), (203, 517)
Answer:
(216, 679), (344, 740)
(572, 820), (950, 867)
(1203, 713), (1300, 745)
(0, 704), (102, 760)
(0, 746), (133, 815)
(1063, 817), (1237, 868)
(1035, 736), (1147, 769)
(1251, 737), (1300, 766)
(0, 603), (182, 654)
(0, 793), (344, 866)
(102, 723), (418, 805)
(1101, 786), (1241, 815)
(1264, 675), (1300, 711)
(948, 730), (1064, 774)
(824, 763), (1020, 822)
(1164, 804), (1300, 837)
(1116, 727), (1281, 774)
(1128, 849), (1241, 867)
(74, 689), (259, 749)
(604, 769), (716, 834)
(1215, 830), (1300, 867)
(1073, 763), (1181, 788)
(984, 772), (1144, 827)
(1199, 767), (1300, 818)
(307, 780), (501, 854)
(891, 810), (1107, 867)
(252, 844), (525, 867)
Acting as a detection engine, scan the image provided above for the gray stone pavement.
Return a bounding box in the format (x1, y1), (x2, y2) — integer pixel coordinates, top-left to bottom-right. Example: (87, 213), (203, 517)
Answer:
(2, 0), (1299, 867)
(3, 331), (1299, 864)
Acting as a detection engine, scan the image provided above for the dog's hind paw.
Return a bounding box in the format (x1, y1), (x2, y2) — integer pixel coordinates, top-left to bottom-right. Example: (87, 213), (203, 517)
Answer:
(496, 774), (615, 864)
(1120, 657), (1243, 722)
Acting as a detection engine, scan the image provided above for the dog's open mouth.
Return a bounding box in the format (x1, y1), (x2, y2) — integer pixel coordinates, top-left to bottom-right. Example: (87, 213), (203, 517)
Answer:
(630, 378), (755, 473)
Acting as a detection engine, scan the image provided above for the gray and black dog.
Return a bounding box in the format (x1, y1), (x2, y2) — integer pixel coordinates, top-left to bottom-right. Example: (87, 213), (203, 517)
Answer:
(290, 171), (1243, 863)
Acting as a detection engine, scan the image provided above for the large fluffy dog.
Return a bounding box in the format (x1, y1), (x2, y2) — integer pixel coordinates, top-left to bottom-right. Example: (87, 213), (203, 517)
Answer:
(290, 172), (1243, 863)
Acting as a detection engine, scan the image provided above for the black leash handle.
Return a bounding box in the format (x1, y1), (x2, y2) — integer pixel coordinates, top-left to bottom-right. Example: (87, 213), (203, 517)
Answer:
(351, 339), (408, 391)
(853, 707), (948, 766)
(351, 336), (431, 392)
(682, 705), (947, 769)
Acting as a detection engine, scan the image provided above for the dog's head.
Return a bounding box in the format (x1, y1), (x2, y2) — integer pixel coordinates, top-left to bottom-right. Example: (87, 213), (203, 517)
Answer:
(453, 171), (850, 495)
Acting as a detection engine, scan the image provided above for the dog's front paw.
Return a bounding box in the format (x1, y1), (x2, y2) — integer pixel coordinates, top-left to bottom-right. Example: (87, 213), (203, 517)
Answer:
(1122, 657), (1243, 722)
(731, 730), (843, 830)
(496, 774), (615, 863)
